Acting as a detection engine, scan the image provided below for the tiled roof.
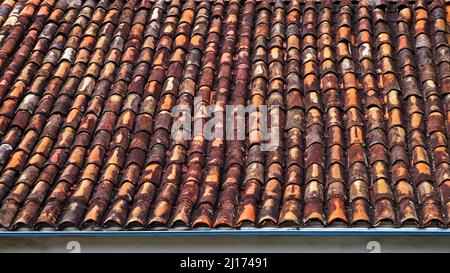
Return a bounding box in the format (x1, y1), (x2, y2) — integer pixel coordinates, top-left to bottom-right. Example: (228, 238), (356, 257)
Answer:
(0, 0), (449, 232)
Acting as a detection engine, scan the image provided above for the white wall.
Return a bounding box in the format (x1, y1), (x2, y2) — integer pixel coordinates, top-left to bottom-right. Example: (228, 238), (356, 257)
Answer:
(1, 236), (449, 253)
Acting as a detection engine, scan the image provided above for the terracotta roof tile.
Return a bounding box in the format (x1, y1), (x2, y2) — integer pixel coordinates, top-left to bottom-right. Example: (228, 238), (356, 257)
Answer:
(0, 0), (449, 231)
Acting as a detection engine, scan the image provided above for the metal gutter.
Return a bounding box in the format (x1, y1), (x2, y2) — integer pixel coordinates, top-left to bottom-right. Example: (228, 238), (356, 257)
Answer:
(1, 227), (450, 237)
